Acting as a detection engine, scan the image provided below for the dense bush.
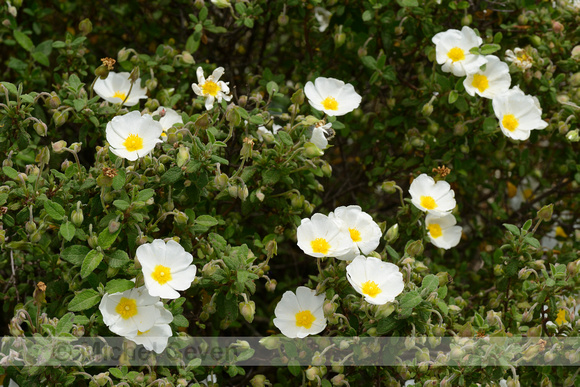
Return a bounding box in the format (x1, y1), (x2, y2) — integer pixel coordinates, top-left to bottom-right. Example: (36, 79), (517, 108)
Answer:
(0, 0), (579, 386)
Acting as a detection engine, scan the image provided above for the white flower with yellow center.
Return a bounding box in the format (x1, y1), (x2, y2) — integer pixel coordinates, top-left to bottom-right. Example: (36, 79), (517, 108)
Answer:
(273, 286), (326, 338)
(94, 71), (148, 106)
(409, 174), (456, 216)
(304, 77), (362, 116)
(431, 26), (487, 76)
(191, 66), (232, 111)
(464, 55), (511, 99)
(492, 86), (548, 141)
(425, 213), (462, 250)
(125, 306), (173, 354)
(507, 177), (539, 211)
(296, 213), (354, 258)
(505, 48), (533, 70)
(346, 256), (404, 305)
(106, 111), (163, 161)
(152, 107), (183, 140)
(328, 205), (382, 261)
(99, 286), (162, 337)
(137, 239), (197, 299)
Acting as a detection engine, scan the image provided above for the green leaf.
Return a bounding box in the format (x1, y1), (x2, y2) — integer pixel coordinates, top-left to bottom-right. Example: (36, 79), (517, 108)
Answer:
(385, 245), (400, 260)
(277, 130), (293, 146)
(483, 116), (497, 133)
(361, 56), (377, 70)
(136, 188), (155, 202)
(112, 168), (126, 190)
(113, 200), (130, 211)
(195, 215), (218, 228)
(44, 200), (66, 221)
(522, 219), (533, 232)
(266, 81), (278, 95)
(448, 90), (459, 104)
(2, 166), (19, 179)
(362, 10), (373, 21)
(109, 368), (124, 379)
(14, 30), (34, 52)
(59, 222), (76, 241)
(32, 51), (50, 67)
(287, 360), (301, 376)
(81, 249), (104, 278)
(503, 223), (520, 236)
(108, 250), (130, 268)
(68, 289), (101, 311)
(209, 232), (227, 252)
(376, 316), (400, 334)
(420, 274), (439, 295)
(398, 290), (422, 311)
(56, 312), (74, 335)
(98, 227), (121, 250)
(61, 245), (90, 266)
(160, 166), (182, 185)
(173, 314), (189, 327)
(399, 0), (418, 6)
(437, 299), (449, 315)
(105, 279), (135, 294)
(0, 82), (18, 95)
(480, 44), (501, 55)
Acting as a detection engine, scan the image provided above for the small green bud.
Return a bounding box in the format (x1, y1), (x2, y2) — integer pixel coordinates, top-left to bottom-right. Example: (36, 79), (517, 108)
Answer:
(566, 129), (579, 142)
(181, 51), (194, 64)
(78, 18), (92, 36)
(405, 239), (423, 258)
(36, 146), (50, 165)
(129, 67), (140, 83)
(46, 91), (61, 109)
(304, 142), (324, 158)
(117, 47), (130, 62)
(225, 105), (241, 127)
(320, 161), (332, 177)
(291, 194), (305, 210)
(212, 0), (231, 8)
(385, 223), (399, 243)
(357, 46), (368, 57)
(305, 366), (320, 381)
(72, 207), (84, 227)
(108, 219), (121, 233)
(529, 35), (542, 47)
(238, 184), (249, 201)
(25, 220), (37, 234)
(94, 65), (110, 80)
(33, 121), (48, 137)
(277, 13), (289, 26)
(52, 140), (67, 154)
(265, 279), (277, 292)
(421, 102), (433, 117)
(259, 336), (281, 350)
(176, 146), (190, 167)
(461, 14), (472, 26)
(53, 110), (69, 127)
(334, 31), (346, 48)
(174, 210), (189, 225)
(375, 302), (395, 318)
(228, 184), (238, 198)
(69, 142), (82, 153)
(239, 300), (256, 323)
(538, 204), (553, 222)
(291, 88), (305, 105)
(145, 77), (158, 90)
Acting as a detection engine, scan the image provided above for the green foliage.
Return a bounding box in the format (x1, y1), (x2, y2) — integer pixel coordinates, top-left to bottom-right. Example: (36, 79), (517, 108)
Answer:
(1, 0), (579, 386)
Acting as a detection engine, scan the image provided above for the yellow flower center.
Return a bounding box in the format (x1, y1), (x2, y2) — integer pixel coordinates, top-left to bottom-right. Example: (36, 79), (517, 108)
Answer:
(310, 238), (330, 255)
(123, 134), (144, 152)
(555, 309), (567, 325)
(349, 228), (362, 242)
(295, 310), (316, 328)
(428, 223), (443, 239)
(151, 264), (172, 285)
(112, 91), (127, 101)
(420, 196), (437, 210)
(502, 114), (519, 132)
(361, 280), (382, 298)
(137, 329), (150, 336)
(115, 297), (138, 320)
(471, 74), (489, 93)
(447, 47), (465, 62)
(202, 80), (220, 97)
(555, 226), (567, 238)
(507, 182), (518, 198)
(523, 188), (534, 200)
(321, 96), (339, 111)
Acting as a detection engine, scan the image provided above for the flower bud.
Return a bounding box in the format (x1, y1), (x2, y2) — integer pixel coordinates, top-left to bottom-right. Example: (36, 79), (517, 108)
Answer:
(290, 193), (304, 210)
(212, 0), (231, 8)
(33, 121), (48, 137)
(291, 88), (305, 105)
(240, 137), (254, 161)
(69, 142), (82, 153)
(277, 13), (289, 26)
(237, 184), (249, 201)
(305, 366), (321, 381)
(320, 161), (332, 177)
(537, 204), (553, 222)
(225, 105), (241, 127)
(181, 51), (195, 64)
(331, 374), (346, 386)
(176, 146), (190, 167)
(421, 102), (433, 117)
(250, 374), (268, 387)
(405, 239), (423, 258)
(239, 300), (256, 323)
(35, 146), (50, 165)
(259, 336), (281, 350)
(202, 261), (219, 277)
(552, 20), (564, 34)
(256, 188), (265, 202)
(72, 324), (85, 337)
(25, 220), (37, 234)
(78, 18), (92, 36)
(385, 223), (399, 243)
(108, 219), (121, 233)
(304, 142), (324, 158)
(566, 129), (579, 142)
(47, 92), (61, 108)
(334, 31), (346, 48)
(228, 184), (238, 198)
(53, 110), (69, 127)
(94, 65), (110, 80)
(129, 67), (140, 83)
(380, 181), (397, 194)
(174, 210), (189, 225)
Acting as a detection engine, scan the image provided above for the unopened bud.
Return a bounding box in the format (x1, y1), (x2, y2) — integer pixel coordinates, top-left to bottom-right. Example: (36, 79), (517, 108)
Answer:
(47, 92), (61, 109)
(265, 279), (277, 292)
(256, 188), (265, 201)
(33, 121), (48, 137)
(566, 129), (579, 142)
(25, 220), (37, 234)
(552, 20), (564, 34)
(259, 336), (280, 350)
(250, 374), (268, 387)
(53, 110), (69, 127)
(305, 366), (320, 381)
(385, 223), (399, 243)
(228, 184), (238, 198)
(405, 239), (423, 258)
(78, 18), (92, 36)
(181, 51), (194, 64)
(117, 47), (130, 62)
(108, 219), (121, 233)
(538, 204), (553, 222)
(69, 142), (82, 153)
(212, 0), (231, 8)
(174, 210), (189, 225)
(239, 300), (256, 323)
(94, 65), (109, 80)
(291, 88), (305, 105)
(214, 173), (229, 190)
(277, 13), (289, 26)
(237, 184), (249, 201)
(334, 31), (346, 48)
(304, 142), (324, 158)
(129, 67), (140, 83)
(225, 105), (241, 127)
(380, 181), (397, 194)
(375, 302), (395, 318)
(176, 146), (190, 167)
(421, 103), (433, 117)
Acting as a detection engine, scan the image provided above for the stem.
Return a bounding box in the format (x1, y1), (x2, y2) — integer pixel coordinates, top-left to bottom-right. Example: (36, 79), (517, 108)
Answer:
(64, 148), (84, 182)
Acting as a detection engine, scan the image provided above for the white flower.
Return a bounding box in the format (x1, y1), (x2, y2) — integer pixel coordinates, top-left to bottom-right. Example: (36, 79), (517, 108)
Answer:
(256, 123), (281, 142)
(94, 71), (148, 106)
(310, 122), (332, 150)
(304, 77), (362, 116)
(409, 174), (456, 216)
(273, 286), (326, 338)
(99, 286), (163, 337)
(541, 224), (568, 251)
(505, 48), (533, 70)
(328, 205), (382, 261)
(296, 213), (354, 258)
(346, 256), (404, 305)
(152, 107), (183, 131)
(507, 177), (539, 211)
(125, 306), (173, 354)
(314, 7), (332, 32)
(137, 239), (197, 299)
(425, 213), (462, 249)
(200, 374), (218, 386)
(431, 26), (487, 76)
(106, 111), (163, 161)
(464, 55), (511, 99)
(191, 67), (232, 110)
(492, 86), (548, 140)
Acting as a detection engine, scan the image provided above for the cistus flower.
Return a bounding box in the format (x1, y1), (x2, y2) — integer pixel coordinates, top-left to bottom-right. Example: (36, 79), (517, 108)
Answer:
(256, 123), (281, 142)
(152, 107), (183, 132)
(137, 239), (197, 299)
(409, 174), (456, 216)
(463, 55), (511, 99)
(191, 67), (232, 110)
(328, 205), (382, 261)
(492, 86), (549, 141)
(304, 77), (362, 116)
(505, 48), (533, 70)
(273, 286), (326, 338)
(314, 7), (332, 32)
(105, 111), (163, 161)
(345, 256), (404, 305)
(425, 213), (462, 249)
(296, 213), (354, 258)
(94, 71), (148, 106)
(310, 122), (332, 150)
(431, 26), (487, 76)
(125, 306), (173, 354)
(99, 286), (164, 337)
(507, 177), (539, 211)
